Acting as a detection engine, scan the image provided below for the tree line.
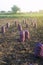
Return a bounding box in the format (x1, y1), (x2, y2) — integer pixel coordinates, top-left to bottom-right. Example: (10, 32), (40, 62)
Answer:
(0, 5), (43, 14)
(0, 5), (20, 14)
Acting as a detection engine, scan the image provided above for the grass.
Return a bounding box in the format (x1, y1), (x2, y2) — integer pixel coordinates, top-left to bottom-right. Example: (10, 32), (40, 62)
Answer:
(0, 13), (43, 18)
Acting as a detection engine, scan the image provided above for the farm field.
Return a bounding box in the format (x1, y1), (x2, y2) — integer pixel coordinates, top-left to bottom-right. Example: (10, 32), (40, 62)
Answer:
(0, 13), (43, 18)
(0, 17), (43, 65)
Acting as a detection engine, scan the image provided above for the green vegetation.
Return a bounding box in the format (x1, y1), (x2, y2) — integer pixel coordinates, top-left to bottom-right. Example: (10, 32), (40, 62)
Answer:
(11, 5), (20, 13)
(0, 13), (43, 18)
(0, 5), (43, 18)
